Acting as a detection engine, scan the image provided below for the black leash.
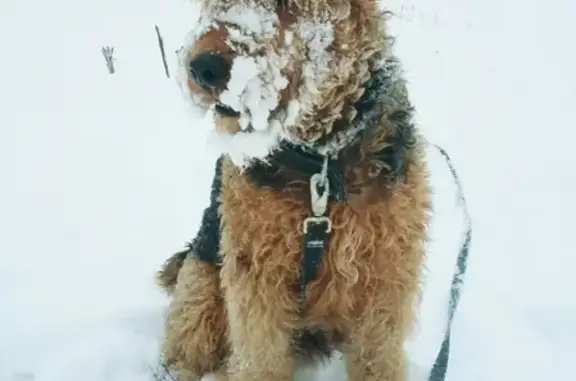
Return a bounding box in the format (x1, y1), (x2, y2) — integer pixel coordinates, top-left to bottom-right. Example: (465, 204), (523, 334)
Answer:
(427, 144), (472, 381)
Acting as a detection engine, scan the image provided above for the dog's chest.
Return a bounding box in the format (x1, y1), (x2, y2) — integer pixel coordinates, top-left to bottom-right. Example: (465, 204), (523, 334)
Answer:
(221, 166), (353, 263)
(219, 164), (410, 318)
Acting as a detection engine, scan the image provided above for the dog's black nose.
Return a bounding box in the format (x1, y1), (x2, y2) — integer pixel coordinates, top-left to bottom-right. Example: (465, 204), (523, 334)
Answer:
(188, 53), (230, 90)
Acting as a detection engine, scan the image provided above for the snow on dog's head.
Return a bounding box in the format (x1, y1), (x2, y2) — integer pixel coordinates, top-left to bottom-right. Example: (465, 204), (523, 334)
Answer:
(179, 0), (389, 167)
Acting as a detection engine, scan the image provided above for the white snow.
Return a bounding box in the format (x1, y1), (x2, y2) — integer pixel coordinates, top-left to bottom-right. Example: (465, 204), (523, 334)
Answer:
(219, 54), (289, 132)
(1, 0), (576, 381)
(295, 21), (335, 110)
(182, 1), (291, 166)
(214, 3), (278, 37)
(179, 3), (341, 165)
(191, 2), (279, 44)
(206, 122), (283, 169)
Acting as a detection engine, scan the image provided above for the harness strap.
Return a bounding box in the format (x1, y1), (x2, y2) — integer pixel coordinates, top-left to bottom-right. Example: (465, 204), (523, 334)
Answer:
(427, 144), (472, 381)
(299, 159), (333, 302)
(300, 219), (331, 301)
(246, 142), (348, 202)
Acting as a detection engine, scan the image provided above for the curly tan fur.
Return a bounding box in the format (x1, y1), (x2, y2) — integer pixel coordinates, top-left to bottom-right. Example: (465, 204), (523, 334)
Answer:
(161, 257), (229, 378)
(160, 1), (432, 380)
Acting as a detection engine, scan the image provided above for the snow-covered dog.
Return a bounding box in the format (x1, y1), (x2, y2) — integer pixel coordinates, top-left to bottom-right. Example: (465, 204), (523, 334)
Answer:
(156, 1), (470, 380)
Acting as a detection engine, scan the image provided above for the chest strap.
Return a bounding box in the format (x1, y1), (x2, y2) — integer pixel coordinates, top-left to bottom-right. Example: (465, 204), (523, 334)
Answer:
(300, 160), (333, 302)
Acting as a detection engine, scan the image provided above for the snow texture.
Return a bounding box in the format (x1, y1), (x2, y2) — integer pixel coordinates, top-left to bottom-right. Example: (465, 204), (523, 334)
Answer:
(1, 0), (576, 380)
(179, 1), (290, 167)
(178, 1), (342, 167)
(294, 21), (335, 116)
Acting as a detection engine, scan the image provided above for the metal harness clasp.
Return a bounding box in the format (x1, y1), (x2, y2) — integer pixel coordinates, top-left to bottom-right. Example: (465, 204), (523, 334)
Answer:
(303, 156), (332, 234)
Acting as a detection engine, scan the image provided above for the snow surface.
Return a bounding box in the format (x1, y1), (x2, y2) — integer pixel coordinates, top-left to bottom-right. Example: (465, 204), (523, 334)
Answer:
(1, 0), (576, 380)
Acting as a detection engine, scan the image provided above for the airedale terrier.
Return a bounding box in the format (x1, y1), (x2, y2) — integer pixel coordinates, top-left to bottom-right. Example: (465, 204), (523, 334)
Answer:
(155, 0), (455, 380)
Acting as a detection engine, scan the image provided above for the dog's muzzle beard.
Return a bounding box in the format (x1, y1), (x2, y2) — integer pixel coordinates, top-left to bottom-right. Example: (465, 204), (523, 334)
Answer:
(214, 103), (241, 118)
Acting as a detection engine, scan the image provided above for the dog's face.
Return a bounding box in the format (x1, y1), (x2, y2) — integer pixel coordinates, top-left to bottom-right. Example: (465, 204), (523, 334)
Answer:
(179, 0), (387, 166)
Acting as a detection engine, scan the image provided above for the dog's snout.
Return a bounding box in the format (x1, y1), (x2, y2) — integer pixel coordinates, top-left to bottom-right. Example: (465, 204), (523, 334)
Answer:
(188, 52), (230, 90)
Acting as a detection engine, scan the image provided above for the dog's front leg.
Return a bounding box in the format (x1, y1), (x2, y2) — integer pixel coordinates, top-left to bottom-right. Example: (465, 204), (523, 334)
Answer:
(222, 268), (296, 381)
(344, 307), (409, 381)
(162, 256), (228, 379)
(343, 266), (426, 381)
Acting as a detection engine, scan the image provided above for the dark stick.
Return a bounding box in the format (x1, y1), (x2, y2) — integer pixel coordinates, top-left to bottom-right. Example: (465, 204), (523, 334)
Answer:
(155, 25), (170, 78)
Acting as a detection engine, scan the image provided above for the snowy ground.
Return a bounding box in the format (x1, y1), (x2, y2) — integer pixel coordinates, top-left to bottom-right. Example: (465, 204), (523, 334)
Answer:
(1, 0), (575, 380)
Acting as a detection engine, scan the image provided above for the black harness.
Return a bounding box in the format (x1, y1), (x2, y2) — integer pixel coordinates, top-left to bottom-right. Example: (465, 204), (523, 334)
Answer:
(246, 142), (349, 301)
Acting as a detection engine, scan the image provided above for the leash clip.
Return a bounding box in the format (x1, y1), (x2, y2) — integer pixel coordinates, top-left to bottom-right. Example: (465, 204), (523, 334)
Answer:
(303, 156), (332, 234)
(310, 172), (329, 217)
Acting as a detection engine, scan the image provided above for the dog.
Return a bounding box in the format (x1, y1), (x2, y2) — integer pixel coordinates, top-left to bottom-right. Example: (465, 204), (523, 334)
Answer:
(155, 1), (469, 380)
